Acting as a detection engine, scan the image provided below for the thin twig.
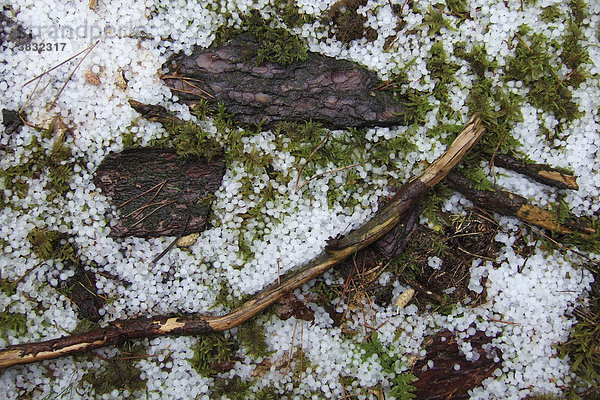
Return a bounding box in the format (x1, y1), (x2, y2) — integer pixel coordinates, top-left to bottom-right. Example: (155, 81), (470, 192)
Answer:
(129, 201), (176, 228)
(122, 200), (171, 219)
(296, 163), (360, 193)
(151, 213), (191, 265)
(295, 131), (331, 191)
(23, 43), (99, 86)
(118, 179), (168, 208)
(284, 319), (299, 375)
(51, 40), (100, 108)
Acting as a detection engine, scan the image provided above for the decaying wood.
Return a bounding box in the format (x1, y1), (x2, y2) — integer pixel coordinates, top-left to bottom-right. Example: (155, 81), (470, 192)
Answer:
(93, 147), (225, 237)
(163, 34), (406, 129)
(0, 115), (484, 369)
(128, 100), (183, 126)
(412, 329), (501, 400)
(446, 171), (595, 237)
(493, 153), (579, 190)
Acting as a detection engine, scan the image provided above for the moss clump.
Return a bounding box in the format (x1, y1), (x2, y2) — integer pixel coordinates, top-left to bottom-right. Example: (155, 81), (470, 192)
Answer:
(82, 343), (146, 396)
(558, 306), (600, 395)
(216, 10), (308, 66)
(237, 319), (271, 358)
(212, 377), (253, 400)
(188, 332), (238, 375)
(321, 0), (378, 44)
(445, 0), (468, 20)
(1, 126), (76, 207)
(560, 20), (589, 89)
(568, 0), (587, 25)
(454, 43), (497, 80)
(0, 310), (28, 340)
(164, 121), (222, 160)
(422, 6), (456, 35)
(360, 333), (417, 400)
(541, 5), (562, 23)
(504, 26), (578, 127)
(272, 0), (314, 28)
(427, 41), (459, 118)
(27, 227), (76, 263)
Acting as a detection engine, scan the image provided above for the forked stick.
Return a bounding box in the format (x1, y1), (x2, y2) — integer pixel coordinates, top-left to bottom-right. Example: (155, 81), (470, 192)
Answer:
(0, 115), (484, 369)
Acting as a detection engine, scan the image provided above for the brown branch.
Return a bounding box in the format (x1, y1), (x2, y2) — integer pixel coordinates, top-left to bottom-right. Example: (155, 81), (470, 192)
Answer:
(0, 115), (485, 370)
(446, 171), (594, 237)
(493, 153), (579, 190)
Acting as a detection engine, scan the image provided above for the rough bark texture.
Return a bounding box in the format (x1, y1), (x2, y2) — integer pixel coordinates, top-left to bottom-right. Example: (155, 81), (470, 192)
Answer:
(493, 153), (579, 190)
(163, 34), (406, 129)
(93, 147), (225, 238)
(412, 329), (501, 400)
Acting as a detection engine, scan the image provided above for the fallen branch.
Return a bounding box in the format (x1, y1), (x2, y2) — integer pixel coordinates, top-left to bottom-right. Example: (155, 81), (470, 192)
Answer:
(446, 171), (594, 237)
(492, 153), (579, 190)
(0, 115), (484, 369)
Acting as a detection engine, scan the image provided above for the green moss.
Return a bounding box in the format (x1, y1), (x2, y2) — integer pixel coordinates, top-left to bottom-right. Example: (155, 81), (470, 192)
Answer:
(212, 377), (253, 400)
(0, 310), (28, 340)
(27, 227), (76, 263)
(164, 121), (222, 160)
(568, 0), (587, 25)
(70, 318), (100, 335)
(0, 127), (76, 206)
(427, 41), (459, 118)
(445, 0), (467, 20)
(421, 6), (456, 36)
(216, 10), (308, 66)
(460, 165), (495, 191)
(558, 308), (600, 392)
(360, 333), (417, 400)
(454, 43), (497, 80)
(188, 332), (238, 375)
(397, 89), (435, 126)
(541, 5), (562, 23)
(560, 20), (590, 89)
(272, 0), (314, 28)
(237, 319), (271, 358)
(464, 78), (523, 157)
(420, 183), (454, 232)
(82, 343), (147, 396)
(254, 387), (280, 400)
(504, 27), (578, 126)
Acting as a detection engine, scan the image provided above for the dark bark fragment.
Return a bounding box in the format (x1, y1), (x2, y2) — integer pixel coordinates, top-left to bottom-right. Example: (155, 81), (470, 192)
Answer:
(163, 34), (406, 129)
(412, 329), (501, 400)
(2, 109), (23, 136)
(493, 153), (578, 190)
(93, 147), (225, 238)
(62, 267), (103, 322)
(128, 100), (183, 126)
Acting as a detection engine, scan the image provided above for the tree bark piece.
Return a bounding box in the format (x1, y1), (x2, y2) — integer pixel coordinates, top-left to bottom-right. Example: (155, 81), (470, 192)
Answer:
(493, 153), (578, 190)
(93, 147), (225, 238)
(0, 115), (484, 370)
(412, 329), (501, 400)
(446, 171), (595, 237)
(163, 34), (406, 129)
